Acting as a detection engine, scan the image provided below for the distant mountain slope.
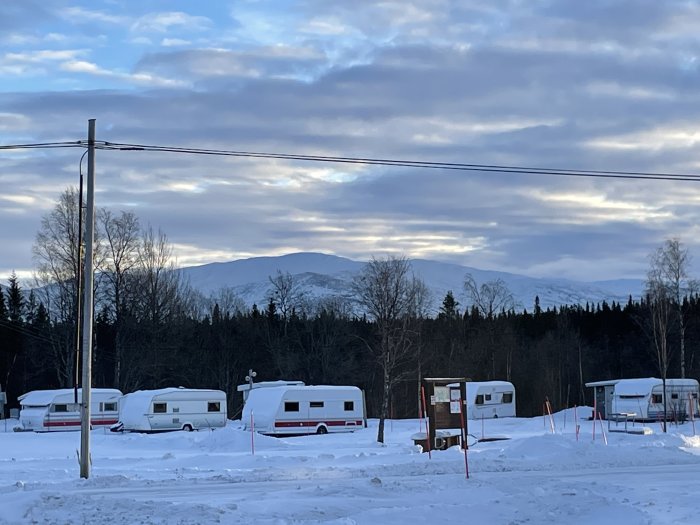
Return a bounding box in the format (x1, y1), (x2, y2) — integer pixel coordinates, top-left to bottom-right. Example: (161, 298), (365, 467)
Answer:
(178, 252), (644, 313)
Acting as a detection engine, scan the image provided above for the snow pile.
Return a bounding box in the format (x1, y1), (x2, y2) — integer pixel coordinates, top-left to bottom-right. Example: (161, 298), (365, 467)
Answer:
(1, 414), (700, 524)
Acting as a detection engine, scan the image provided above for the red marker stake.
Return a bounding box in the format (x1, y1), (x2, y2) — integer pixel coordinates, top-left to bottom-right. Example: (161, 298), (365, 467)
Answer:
(251, 411), (255, 456)
(420, 386), (431, 459)
(459, 397), (469, 479)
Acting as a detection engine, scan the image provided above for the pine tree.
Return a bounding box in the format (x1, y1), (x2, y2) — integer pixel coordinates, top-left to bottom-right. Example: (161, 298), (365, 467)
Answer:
(438, 290), (460, 320)
(7, 272), (23, 323)
(534, 295), (542, 316)
(24, 290), (38, 325)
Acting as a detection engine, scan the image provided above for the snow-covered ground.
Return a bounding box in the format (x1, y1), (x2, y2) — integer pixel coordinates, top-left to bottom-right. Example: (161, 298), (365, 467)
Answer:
(2, 410), (700, 524)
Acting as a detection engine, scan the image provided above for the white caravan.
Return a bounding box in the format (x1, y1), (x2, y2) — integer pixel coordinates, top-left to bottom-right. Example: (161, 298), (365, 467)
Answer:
(449, 381), (516, 419)
(611, 378), (699, 421)
(242, 385), (366, 435)
(237, 380), (305, 403)
(18, 388), (122, 432)
(114, 388), (227, 432)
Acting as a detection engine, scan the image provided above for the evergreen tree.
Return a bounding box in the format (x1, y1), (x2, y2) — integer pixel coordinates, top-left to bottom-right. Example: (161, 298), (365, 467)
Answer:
(438, 290), (460, 320)
(7, 272), (23, 323)
(266, 298), (277, 320)
(25, 290), (38, 325)
(534, 295), (542, 316)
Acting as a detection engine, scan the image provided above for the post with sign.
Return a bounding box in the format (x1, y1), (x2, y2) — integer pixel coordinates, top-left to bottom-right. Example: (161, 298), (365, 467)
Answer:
(420, 377), (466, 451)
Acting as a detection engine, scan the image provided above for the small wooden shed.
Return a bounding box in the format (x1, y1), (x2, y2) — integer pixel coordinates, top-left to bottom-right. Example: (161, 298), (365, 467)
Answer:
(419, 377), (468, 450)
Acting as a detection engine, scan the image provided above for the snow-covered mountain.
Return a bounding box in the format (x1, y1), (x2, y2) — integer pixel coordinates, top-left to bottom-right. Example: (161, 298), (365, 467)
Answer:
(178, 252), (643, 314)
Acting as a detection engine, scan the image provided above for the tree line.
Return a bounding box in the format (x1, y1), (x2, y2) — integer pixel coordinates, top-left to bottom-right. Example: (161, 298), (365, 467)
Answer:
(1, 189), (697, 442)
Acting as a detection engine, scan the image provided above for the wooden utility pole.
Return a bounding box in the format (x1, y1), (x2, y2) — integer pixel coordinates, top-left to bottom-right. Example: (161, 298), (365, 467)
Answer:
(80, 119), (96, 479)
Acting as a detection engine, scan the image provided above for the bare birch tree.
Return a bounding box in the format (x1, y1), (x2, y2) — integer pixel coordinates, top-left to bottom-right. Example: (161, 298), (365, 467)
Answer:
(32, 188), (84, 386)
(646, 268), (673, 432)
(353, 256), (426, 443)
(98, 209), (140, 389)
(463, 274), (516, 378)
(268, 270), (307, 323)
(123, 226), (186, 389)
(463, 275), (516, 319)
(649, 239), (698, 378)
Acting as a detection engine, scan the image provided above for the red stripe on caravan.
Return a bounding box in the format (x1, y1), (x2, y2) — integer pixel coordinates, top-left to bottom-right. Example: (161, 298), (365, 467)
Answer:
(274, 420), (363, 428)
(44, 419), (118, 427)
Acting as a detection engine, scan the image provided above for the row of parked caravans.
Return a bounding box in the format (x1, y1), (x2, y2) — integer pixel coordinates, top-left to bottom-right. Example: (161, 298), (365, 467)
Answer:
(18, 387), (227, 432)
(17, 379), (518, 434)
(17, 384), (367, 435)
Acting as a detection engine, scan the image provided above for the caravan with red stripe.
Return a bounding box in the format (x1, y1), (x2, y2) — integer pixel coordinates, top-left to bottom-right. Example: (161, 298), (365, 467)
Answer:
(18, 388), (122, 432)
(242, 385), (366, 436)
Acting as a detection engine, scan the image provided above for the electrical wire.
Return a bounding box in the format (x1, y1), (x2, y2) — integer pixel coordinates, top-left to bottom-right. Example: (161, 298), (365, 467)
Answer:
(95, 141), (700, 182)
(0, 141), (83, 150)
(4, 138), (700, 182)
(0, 318), (57, 346)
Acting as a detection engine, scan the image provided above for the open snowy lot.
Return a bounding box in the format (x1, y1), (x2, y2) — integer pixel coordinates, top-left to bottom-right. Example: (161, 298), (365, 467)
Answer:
(2, 411), (700, 524)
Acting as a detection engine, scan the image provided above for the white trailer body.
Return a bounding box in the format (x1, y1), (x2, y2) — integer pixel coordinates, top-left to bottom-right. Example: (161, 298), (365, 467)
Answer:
(18, 388), (122, 432)
(237, 380), (305, 403)
(242, 385), (366, 435)
(612, 378), (700, 421)
(462, 381), (516, 419)
(116, 388), (227, 432)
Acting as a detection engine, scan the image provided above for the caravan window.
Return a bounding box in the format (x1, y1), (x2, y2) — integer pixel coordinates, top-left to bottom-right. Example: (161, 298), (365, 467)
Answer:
(285, 401), (299, 412)
(475, 395), (484, 405)
(208, 402), (221, 412)
(502, 392), (513, 404)
(671, 393), (679, 400)
(344, 401), (354, 411)
(485, 394), (492, 402)
(100, 402), (117, 412)
(652, 394), (662, 404)
(52, 404), (68, 413)
(153, 402), (167, 413)
(310, 401), (324, 408)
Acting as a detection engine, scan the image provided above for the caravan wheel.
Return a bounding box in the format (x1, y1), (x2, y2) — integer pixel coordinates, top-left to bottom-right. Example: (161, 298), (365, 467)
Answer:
(316, 425), (328, 435)
(182, 424), (193, 432)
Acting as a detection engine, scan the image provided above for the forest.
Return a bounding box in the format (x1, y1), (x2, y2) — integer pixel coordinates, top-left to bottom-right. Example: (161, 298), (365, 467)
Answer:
(1, 188), (698, 441)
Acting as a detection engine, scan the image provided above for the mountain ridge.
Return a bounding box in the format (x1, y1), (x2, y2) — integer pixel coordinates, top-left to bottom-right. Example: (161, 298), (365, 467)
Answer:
(177, 252), (644, 313)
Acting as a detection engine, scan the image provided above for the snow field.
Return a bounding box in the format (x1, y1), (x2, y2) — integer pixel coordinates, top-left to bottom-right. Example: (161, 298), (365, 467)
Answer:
(1, 410), (700, 524)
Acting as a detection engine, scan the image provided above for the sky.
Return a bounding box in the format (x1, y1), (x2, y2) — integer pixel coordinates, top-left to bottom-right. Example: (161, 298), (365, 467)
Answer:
(3, 0), (700, 283)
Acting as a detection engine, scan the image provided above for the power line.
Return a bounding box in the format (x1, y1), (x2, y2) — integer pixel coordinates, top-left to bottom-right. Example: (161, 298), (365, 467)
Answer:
(96, 140), (700, 182)
(4, 138), (700, 182)
(0, 318), (56, 346)
(0, 141), (83, 150)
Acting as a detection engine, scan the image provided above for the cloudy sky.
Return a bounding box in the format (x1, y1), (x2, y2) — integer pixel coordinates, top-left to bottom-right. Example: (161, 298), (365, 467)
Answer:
(3, 0), (700, 283)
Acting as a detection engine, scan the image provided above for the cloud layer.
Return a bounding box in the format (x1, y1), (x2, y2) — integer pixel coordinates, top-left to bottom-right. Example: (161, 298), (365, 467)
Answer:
(2, 0), (700, 282)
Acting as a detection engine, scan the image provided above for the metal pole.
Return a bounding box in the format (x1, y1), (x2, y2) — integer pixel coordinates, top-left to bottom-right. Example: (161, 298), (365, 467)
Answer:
(80, 119), (96, 479)
(74, 161), (84, 405)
